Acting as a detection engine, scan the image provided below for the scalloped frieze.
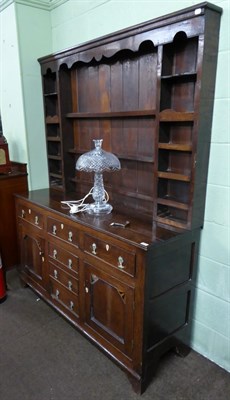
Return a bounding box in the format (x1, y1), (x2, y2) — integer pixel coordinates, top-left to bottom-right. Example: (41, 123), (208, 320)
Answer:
(40, 10), (204, 74)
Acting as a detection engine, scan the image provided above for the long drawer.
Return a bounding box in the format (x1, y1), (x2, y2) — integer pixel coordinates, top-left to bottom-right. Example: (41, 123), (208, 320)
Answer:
(84, 233), (136, 277)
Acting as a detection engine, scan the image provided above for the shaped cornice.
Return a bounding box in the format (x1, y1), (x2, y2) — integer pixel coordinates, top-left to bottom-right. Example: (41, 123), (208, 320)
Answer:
(0, 0), (68, 12)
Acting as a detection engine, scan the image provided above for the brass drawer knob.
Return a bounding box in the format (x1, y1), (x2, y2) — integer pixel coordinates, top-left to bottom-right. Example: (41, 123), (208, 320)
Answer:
(118, 256), (125, 269)
(91, 243), (97, 255)
(53, 249), (57, 259)
(55, 289), (59, 299)
(52, 225), (57, 235)
(21, 209), (25, 218)
(70, 301), (74, 310)
(54, 269), (58, 279)
(68, 259), (72, 269)
(68, 281), (73, 290)
(34, 216), (39, 225)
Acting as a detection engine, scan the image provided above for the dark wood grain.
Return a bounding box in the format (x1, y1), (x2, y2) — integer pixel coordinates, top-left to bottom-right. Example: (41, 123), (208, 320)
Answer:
(17, 3), (222, 394)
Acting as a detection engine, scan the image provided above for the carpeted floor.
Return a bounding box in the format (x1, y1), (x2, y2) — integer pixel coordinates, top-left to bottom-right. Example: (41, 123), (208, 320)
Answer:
(0, 269), (229, 400)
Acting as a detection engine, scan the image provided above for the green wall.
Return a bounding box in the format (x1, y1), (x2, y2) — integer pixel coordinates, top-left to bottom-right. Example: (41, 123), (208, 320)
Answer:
(0, 3), (28, 164)
(0, 0), (229, 373)
(0, 1), (52, 189)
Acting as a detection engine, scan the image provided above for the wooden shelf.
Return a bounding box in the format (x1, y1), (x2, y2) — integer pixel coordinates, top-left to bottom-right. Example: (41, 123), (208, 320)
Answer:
(159, 110), (195, 121)
(157, 197), (189, 211)
(44, 92), (58, 96)
(50, 183), (63, 190)
(70, 148), (154, 163)
(158, 143), (192, 151)
(157, 171), (190, 182)
(48, 155), (62, 160)
(157, 216), (188, 229)
(161, 72), (197, 80)
(66, 110), (156, 119)
(47, 136), (61, 142)
(49, 172), (63, 179)
(46, 115), (60, 124)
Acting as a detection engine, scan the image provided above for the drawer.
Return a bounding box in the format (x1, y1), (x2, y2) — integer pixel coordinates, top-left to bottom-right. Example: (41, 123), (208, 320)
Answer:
(18, 203), (44, 229)
(49, 262), (79, 295)
(84, 234), (136, 277)
(50, 279), (79, 316)
(47, 216), (79, 247)
(48, 242), (79, 276)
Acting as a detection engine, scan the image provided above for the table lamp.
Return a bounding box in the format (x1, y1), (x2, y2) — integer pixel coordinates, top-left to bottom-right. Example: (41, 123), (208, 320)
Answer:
(76, 139), (121, 215)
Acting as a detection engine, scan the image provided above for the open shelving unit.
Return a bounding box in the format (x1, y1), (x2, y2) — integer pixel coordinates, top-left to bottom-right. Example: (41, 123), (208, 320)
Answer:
(39, 2), (221, 231)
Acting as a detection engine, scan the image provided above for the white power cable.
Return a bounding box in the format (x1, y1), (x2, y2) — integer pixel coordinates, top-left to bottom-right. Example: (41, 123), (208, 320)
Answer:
(60, 187), (109, 214)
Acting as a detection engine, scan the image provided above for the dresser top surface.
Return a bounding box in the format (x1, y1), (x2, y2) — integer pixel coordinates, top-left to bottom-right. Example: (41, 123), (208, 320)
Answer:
(15, 189), (181, 249)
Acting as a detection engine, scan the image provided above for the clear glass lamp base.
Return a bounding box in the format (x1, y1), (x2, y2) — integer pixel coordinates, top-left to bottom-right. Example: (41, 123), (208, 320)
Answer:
(86, 202), (113, 215)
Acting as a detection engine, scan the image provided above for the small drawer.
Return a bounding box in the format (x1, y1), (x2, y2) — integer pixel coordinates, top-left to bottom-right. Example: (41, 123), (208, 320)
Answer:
(47, 217), (79, 247)
(50, 279), (79, 316)
(48, 242), (79, 276)
(49, 263), (79, 295)
(84, 234), (136, 277)
(18, 204), (44, 229)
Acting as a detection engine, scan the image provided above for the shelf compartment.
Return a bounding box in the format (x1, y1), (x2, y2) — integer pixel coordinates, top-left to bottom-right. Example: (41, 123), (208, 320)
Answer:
(161, 35), (198, 77)
(159, 121), (193, 146)
(43, 71), (57, 94)
(157, 204), (188, 228)
(49, 172), (63, 178)
(160, 77), (196, 112)
(66, 110), (156, 119)
(45, 94), (59, 117)
(110, 159), (154, 200)
(158, 178), (190, 205)
(158, 149), (192, 180)
(47, 141), (61, 156)
(46, 123), (60, 138)
(50, 179), (63, 190)
(72, 117), (155, 162)
(48, 159), (63, 176)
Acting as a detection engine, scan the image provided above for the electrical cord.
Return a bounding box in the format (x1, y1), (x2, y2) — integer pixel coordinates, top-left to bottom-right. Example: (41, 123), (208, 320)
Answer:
(60, 187), (109, 214)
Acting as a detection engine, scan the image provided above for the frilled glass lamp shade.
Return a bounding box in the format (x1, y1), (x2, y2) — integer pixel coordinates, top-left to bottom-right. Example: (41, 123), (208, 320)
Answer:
(76, 139), (121, 215)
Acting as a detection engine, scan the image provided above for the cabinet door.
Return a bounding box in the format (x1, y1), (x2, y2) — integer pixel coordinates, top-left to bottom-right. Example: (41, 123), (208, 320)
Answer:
(18, 223), (45, 284)
(84, 262), (134, 357)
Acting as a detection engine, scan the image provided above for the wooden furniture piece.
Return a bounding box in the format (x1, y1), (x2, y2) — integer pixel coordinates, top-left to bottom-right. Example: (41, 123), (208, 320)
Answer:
(15, 3), (222, 394)
(0, 162), (28, 270)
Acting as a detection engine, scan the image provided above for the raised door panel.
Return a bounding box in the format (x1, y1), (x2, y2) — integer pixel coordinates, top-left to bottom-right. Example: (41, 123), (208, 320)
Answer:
(84, 262), (134, 357)
(18, 223), (45, 285)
